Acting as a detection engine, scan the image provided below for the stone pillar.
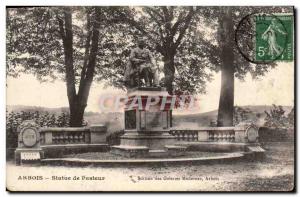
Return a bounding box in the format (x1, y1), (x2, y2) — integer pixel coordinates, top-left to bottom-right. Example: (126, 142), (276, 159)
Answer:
(44, 132), (52, 145)
(89, 125), (107, 144)
(198, 131), (209, 141)
(15, 120), (44, 165)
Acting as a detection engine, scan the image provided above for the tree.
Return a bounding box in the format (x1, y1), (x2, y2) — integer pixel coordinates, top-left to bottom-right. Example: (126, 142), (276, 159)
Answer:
(110, 6), (214, 94)
(111, 6), (292, 127)
(7, 7), (107, 126)
(195, 6), (293, 126)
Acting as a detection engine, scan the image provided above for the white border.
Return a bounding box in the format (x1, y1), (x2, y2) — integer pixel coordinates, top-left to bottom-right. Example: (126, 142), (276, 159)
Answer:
(1, 0), (299, 196)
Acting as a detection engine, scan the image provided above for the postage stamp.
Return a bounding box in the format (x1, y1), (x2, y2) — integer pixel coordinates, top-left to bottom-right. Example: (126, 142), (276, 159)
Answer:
(255, 14), (294, 62)
(235, 13), (294, 64)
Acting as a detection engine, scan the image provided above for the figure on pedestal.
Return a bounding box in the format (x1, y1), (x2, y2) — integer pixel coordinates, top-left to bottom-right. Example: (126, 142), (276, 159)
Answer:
(112, 36), (187, 158)
(124, 37), (160, 88)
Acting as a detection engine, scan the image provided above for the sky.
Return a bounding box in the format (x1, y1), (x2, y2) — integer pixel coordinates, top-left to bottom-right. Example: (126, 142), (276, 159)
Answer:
(6, 61), (294, 114)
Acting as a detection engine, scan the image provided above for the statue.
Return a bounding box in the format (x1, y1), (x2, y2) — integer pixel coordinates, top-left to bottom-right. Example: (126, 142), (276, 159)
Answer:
(124, 37), (159, 88)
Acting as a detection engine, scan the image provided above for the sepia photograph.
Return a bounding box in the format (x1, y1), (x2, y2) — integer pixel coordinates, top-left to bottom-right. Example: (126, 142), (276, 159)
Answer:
(5, 5), (295, 192)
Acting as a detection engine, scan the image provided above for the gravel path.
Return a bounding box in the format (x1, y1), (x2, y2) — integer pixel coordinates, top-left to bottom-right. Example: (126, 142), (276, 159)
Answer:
(6, 142), (294, 191)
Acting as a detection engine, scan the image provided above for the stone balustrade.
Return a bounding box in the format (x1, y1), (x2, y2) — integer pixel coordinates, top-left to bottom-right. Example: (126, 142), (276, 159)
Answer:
(15, 121), (109, 164)
(38, 125), (108, 158)
(40, 127), (90, 145)
(169, 130), (198, 141)
(170, 123), (259, 143)
(40, 125), (107, 145)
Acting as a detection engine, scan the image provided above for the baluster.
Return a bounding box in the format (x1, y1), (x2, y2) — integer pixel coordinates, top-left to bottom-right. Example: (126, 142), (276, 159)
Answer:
(55, 134), (58, 144)
(83, 132), (86, 143)
(52, 134), (56, 144)
(210, 133), (213, 141)
(231, 133), (235, 141)
(192, 131), (196, 141)
(224, 133), (229, 141)
(79, 133), (84, 142)
(60, 134), (64, 144)
(64, 133), (68, 143)
(66, 133), (70, 143)
(74, 134), (79, 143)
(213, 133), (217, 141)
(69, 134), (73, 143)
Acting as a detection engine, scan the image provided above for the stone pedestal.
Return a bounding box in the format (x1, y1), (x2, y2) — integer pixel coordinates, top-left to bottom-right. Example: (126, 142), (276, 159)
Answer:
(15, 120), (44, 165)
(111, 87), (186, 158)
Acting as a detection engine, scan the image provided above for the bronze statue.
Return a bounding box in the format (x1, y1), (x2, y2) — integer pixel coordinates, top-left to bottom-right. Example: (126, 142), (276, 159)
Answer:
(124, 37), (159, 88)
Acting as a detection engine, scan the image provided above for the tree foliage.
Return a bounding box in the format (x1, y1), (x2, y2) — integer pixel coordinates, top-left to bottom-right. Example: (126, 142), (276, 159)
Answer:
(264, 105), (294, 129)
(105, 6), (215, 94)
(7, 7), (123, 126)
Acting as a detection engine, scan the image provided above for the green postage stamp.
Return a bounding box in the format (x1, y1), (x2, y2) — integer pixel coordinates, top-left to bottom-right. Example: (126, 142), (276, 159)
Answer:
(255, 14), (294, 62)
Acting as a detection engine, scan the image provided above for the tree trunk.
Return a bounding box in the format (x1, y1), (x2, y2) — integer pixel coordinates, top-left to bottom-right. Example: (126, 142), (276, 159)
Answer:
(217, 8), (235, 127)
(59, 8), (101, 127)
(69, 97), (86, 127)
(217, 61), (234, 126)
(71, 9), (101, 127)
(163, 54), (175, 94)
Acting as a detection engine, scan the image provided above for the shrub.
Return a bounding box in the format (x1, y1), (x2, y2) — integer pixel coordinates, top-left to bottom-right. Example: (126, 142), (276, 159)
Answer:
(264, 105), (291, 129)
(6, 110), (71, 150)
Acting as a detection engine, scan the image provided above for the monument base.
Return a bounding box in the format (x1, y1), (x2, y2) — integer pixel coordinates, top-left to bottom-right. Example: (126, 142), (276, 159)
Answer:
(111, 87), (187, 158)
(111, 132), (187, 158)
(120, 132), (176, 149)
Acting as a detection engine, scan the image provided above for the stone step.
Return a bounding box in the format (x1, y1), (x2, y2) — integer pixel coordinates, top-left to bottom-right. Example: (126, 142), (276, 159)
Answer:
(148, 149), (167, 157)
(247, 146), (265, 153)
(149, 149), (166, 153)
